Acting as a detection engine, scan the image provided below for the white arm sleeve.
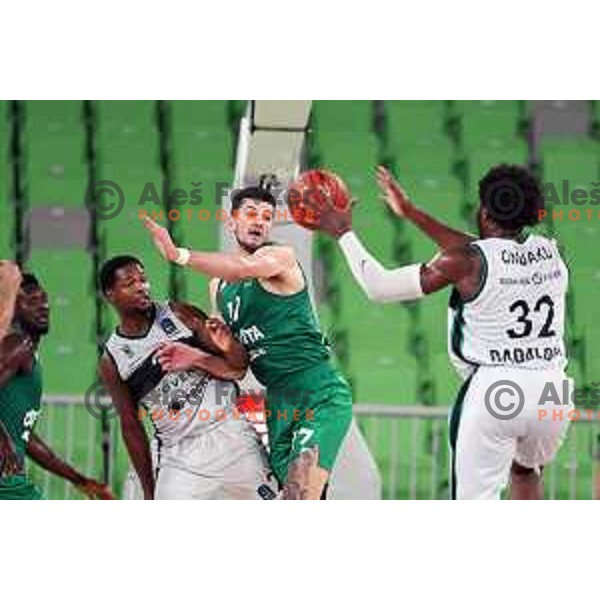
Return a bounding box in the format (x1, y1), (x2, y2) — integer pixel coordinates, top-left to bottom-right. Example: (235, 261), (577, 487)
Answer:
(338, 231), (424, 303)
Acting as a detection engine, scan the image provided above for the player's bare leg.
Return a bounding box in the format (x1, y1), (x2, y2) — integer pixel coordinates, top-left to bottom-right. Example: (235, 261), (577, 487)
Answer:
(509, 462), (544, 500)
(282, 447), (329, 500)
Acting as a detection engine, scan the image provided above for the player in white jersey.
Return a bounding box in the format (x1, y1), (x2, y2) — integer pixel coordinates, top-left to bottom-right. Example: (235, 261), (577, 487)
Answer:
(98, 255), (273, 500)
(316, 164), (570, 499)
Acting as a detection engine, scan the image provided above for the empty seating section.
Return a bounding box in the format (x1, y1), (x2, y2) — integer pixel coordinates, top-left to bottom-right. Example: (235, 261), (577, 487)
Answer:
(312, 101), (418, 405)
(170, 100), (229, 308)
(386, 101), (462, 404)
(96, 101), (169, 322)
(25, 101), (96, 394)
(542, 138), (600, 380)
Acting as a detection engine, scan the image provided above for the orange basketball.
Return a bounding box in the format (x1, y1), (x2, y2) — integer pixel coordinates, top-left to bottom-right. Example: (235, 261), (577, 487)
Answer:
(286, 169), (350, 230)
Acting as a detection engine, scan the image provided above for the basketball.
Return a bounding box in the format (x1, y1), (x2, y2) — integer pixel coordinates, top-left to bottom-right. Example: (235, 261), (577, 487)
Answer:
(286, 169), (351, 230)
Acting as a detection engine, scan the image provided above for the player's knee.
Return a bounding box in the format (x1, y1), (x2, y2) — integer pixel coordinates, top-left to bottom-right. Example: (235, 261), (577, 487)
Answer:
(282, 446), (319, 500)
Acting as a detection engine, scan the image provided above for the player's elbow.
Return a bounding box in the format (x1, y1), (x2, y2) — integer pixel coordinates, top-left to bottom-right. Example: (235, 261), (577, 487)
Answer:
(360, 276), (395, 303)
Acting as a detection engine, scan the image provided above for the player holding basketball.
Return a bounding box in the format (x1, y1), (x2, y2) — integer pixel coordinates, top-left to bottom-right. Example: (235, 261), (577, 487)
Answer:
(98, 255), (271, 500)
(316, 164), (570, 500)
(0, 273), (113, 499)
(143, 183), (353, 500)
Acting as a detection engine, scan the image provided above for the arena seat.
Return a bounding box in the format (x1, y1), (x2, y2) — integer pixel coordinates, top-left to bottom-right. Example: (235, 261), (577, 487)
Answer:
(456, 100), (522, 150)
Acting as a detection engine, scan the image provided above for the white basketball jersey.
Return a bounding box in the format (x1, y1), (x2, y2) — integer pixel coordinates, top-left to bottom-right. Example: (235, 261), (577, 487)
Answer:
(104, 303), (238, 447)
(448, 234), (568, 380)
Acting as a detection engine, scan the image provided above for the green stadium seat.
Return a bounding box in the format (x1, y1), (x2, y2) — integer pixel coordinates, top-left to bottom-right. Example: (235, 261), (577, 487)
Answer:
(312, 101), (372, 134)
(457, 100), (522, 150)
(26, 101), (87, 208)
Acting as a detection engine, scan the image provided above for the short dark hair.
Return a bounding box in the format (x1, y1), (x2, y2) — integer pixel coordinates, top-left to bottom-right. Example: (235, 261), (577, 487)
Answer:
(20, 273), (41, 290)
(479, 164), (543, 231)
(231, 176), (277, 212)
(99, 255), (143, 295)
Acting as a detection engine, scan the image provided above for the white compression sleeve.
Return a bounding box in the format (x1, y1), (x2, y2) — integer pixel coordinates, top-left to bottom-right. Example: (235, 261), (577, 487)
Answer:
(338, 231), (424, 303)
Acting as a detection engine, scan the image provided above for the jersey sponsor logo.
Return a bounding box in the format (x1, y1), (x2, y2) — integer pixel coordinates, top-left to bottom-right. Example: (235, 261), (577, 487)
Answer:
(257, 483), (277, 500)
(159, 317), (178, 336)
(239, 325), (265, 345)
(489, 345), (563, 365)
(120, 344), (134, 358)
(499, 269), (563, 287)
(500, 246), (554, 266)
(21, 409), (40, 443)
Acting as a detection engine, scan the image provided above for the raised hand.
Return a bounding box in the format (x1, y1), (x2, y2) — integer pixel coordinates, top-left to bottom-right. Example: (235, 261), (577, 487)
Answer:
(142, 217), (178, 262)
(376, 165), (414, 218)
(0, 261), (22, 296)
(205, 318), (235, 355)
(0, 421), (23, 478)
(155, 341), (204, 372)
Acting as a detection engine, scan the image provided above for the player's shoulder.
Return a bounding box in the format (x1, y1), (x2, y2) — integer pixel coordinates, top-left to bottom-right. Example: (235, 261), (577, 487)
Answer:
(254, 243), (296, 266)
(168, 300), (208, 323)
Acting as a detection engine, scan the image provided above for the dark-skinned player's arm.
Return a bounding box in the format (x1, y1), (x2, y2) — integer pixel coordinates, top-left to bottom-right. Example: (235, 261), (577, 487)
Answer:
(26, 433), (114, 499)
(318, 193), (480, 302)
(0, 419), (22, 478)
(142, 216), (295, 281)
(99, 355), (155, 500)
(209, 277), (223, 318)
(0, 261), (21, 341)
(376, 166), (476, 249)
(156, 302), (248, 381)
(0, 333), (34, 389)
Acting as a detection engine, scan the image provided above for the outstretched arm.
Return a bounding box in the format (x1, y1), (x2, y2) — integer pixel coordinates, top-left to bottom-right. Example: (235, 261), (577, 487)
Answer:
(142, 217), (295, 282)
(26, 433), (114, 499)
(317, 185), (480, 302)
(337, 231), (479, 302)
(99, 356), (154, 499)
(376, 166), (476, 249)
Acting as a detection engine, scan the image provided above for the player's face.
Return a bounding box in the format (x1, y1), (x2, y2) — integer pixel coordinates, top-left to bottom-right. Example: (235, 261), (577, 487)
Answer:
(231, 199), (275, 252)
(108, 264), (152, 312)
(17, 283), (50, 335)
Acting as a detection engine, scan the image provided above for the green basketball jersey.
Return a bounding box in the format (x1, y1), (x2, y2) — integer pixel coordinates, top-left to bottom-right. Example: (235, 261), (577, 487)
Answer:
(216, 272), (331, 388)
(0, 358), (43, 496)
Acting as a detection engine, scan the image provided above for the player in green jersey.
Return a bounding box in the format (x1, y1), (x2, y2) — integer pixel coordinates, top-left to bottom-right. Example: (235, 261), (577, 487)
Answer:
(143, 182), (353, 499)
(0, 273), (114, 500)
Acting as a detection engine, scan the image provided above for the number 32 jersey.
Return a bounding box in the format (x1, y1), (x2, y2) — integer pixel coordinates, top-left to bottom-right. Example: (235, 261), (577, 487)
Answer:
(448, 234), (568, 380)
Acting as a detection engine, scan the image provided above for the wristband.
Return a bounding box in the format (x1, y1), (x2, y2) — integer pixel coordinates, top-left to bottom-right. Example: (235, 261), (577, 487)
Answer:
(175, 248), (191, 266)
